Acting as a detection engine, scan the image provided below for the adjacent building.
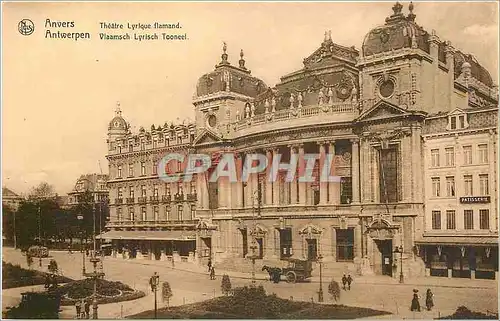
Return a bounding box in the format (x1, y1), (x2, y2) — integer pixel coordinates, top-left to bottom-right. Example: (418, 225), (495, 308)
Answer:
(68, 174), (110, 206)
(102, 2), (498, 279)
(2, 187), (24, 211)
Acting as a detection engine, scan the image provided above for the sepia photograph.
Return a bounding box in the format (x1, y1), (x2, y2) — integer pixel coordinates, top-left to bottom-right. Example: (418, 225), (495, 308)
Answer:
(1, 1), (499, 319)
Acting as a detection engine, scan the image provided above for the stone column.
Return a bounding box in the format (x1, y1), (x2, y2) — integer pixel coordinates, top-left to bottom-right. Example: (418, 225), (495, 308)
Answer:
(202, 177), (209, 210)
(328, 142), (339, 204)
(218, 177), (227, 209)
(319, 142), (328, 205)
(235, 155), (243, 208)
(351, 139), (360, 204)
(290, 145), (298, 204)
(355, 224), (362, 259)
(196, 174), (203, 209)
(331, 228), (337, 261)
(265, 149), (273, 206)
(272, 148), (280, 206)
(298, 145), (306, 205)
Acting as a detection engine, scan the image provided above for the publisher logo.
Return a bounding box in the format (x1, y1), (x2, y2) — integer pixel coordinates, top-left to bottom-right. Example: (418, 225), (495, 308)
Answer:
(18, 19), (34, 36)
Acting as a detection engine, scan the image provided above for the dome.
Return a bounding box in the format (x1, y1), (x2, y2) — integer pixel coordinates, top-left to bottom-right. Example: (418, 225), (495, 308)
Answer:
(362, 2), (429, 57)
(195, 44), (267, 99)
(108, 106), (128, 131)
(453, 51), (493, 87)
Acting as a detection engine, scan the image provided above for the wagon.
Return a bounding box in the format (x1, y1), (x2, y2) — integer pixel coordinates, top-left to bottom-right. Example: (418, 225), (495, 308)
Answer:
(281, 258), (313, 283)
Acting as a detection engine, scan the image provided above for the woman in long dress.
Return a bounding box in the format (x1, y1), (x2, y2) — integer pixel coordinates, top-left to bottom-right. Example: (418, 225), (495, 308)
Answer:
(410, 289), (421, 312)
(425, 289), (434, 311)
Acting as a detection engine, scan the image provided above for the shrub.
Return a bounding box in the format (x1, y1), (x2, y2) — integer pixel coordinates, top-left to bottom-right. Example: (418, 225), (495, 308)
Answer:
(221, 275), (232, 296)
(162, 282), (173, 307)
(440, 306), (498, 319)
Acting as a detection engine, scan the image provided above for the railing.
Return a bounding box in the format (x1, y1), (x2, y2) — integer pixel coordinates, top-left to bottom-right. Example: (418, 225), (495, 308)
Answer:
(186, 193), (197, 202)
(115, 198), (123, 205)
(138, 197), (147, 204)
(174, 194), (184, 202)
(235, 102), (355, 131)
(107, 219), (198, 227)
(162, 195), (171, 203)
(126, 198), (135, 204)
(150, 196), (160, 203)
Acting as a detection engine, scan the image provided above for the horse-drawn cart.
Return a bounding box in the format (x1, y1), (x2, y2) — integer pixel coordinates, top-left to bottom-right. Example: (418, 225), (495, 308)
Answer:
(262, 258), (313, 283)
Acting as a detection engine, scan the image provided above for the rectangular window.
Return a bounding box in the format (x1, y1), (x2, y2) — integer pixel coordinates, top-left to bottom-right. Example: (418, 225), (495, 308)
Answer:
(450, 116), (457, 130)
(479, 209), (489, 230)
(152, 161), (158, 175)
(165, 184), (171, 196)
(141, 185), (147, 197)
(117, 187), (123, 199)
(478, 144), (488, 163)
(463, 146), (472, 165)
(153, 206), (159, 221)
(340, 176), (353, 204)
(464, 210), (473, 230)
(445, 147), (455, 166)
(446, 176), (455, 197)
(117, 208), (122, 221)
(129, 186), (134, 198)
(141, 141), (145, 151)
(459, 115), (465, 128)
(165, 206), (170, 221)
(432, 211), (441, 230)
(208, 181), (219, 209)
(141, 207), (146, 221)
(379, 147), (398, 203)
(431, 149), (440, 167)
(153, 139), (158, 148)
(446, 210), (456, 230)
(464, 175), (473, 196)
(129, 144), (133, 152)
(129, 207), (134, 221)
(153, 185), (159, 197)
(177, 182), (184, 195)
(190, 205), (196, 219)
(128, 163), (134, 177)
(479, 174), (489, 195)
(178, 205), (183, 221)
(336, 228), (354, 261)
(117, 165), (122, 178)
(431, 177), (441, 197)
(141, 162), (146, 176)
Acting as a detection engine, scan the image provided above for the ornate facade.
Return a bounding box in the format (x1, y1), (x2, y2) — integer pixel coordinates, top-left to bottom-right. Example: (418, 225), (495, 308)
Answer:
(102, 2), (498, 279)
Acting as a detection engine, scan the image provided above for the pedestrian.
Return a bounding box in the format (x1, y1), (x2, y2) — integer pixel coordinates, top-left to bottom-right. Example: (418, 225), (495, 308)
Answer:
(425, 289), (434, 311)
(75, 300), (82, 319)
(84, 300), (90, 319)
(207, 258), (212, 273)
(86, 249), (89, 257)
(347, 274), (353, 290)
(410, 289), (421, 312)
(210, 266), (216, 280)
(68, 244), (73, 254)
(341, 274), (347, 290)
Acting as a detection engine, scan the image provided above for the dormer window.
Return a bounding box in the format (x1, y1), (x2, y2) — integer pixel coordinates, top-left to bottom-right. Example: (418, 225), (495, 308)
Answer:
(447, 111), (469, 131)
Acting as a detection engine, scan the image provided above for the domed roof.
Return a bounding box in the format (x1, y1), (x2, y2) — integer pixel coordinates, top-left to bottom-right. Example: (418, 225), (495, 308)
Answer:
(362, 2), (430, 57)
(108, 105), (128, 131)
(195, 43), (268, 99)
(453, 51), (494, 87)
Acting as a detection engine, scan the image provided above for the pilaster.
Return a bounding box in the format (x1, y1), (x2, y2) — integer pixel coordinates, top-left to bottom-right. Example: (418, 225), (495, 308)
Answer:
(351, 139), (360, 204)
(319, 142), (328, 205)
(298, 145), (306, 205)
(290, 145), (298, 204)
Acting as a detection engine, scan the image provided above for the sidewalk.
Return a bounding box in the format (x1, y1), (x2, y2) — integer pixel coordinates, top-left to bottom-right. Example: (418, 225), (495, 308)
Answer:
(104, 256), (497, 290)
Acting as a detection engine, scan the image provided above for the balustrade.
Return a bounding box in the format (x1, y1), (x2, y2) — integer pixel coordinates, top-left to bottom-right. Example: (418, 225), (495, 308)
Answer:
(138, 196), (147, 204)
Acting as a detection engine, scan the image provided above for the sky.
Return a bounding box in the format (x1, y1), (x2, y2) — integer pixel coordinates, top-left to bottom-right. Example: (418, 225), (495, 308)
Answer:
(2, 1), (498, 196)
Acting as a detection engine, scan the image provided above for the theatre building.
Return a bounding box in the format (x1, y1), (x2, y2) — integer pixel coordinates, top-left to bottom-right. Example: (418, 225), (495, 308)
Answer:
(102, 2), (498, 279)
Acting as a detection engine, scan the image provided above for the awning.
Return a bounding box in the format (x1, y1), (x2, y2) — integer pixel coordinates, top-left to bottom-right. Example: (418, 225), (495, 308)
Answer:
(97, 230), (196, 241)
(415, 236), (498, 246)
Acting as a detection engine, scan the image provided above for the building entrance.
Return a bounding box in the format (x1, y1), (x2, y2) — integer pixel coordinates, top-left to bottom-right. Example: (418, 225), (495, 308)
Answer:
(375, 240), (393, 276)
(306, 239), (318, 261)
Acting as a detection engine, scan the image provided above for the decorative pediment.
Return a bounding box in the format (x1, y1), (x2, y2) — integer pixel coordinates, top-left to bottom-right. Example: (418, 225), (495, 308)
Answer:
(196, 219), (217, 231)
(362, 127), (412, 147)
(299, 223), (323, 237)
(356, 99), (410, 122)
(302, 32), (358, 68)
(249, 223), (268, 237)
(193, 129), (223, 146)
(448, 108), (465, 116)
(366, 219), (399, 240)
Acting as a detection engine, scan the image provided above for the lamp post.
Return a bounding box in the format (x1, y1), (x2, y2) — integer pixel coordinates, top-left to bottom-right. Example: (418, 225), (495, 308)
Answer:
(38, 204), (42, 267)
(150, 272), (160, 319)
(77, 214), (86, 275)
(318, 254), (324, 302)
(394, 245), (404, 284)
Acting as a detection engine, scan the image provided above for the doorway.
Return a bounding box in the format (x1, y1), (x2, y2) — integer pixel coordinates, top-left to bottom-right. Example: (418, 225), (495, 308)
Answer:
(256, 238), (264, 259)
(306, 239), (318, 261)
(375, 240), (393, 276)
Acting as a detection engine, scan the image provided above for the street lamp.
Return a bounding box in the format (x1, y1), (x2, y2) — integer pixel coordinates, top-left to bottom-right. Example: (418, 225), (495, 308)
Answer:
(317, 254), (324, 302)
(150, 272), (160, 319)
(38, 205), (42, 267)
(77, 214), (86, 275)
(393, 245), (404, 284)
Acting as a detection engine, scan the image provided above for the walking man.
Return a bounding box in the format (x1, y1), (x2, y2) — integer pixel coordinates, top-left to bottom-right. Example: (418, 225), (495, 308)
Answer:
(75, 300), (82, 319)
(341, 274), (347, 290)
(347, 274), (353, 290)
(84, 300), (90, 319)
(210, 266), (216, 280)
(207, 258), (212, 273)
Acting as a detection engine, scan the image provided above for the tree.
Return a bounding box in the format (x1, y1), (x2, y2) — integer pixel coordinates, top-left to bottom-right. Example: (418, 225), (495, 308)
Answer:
(221, 274), (232, 296)
(328, 279), (341, 302)
(27, 182), (55, 201)
(2, 205), (15, 245)
(162, 282), (173, 307)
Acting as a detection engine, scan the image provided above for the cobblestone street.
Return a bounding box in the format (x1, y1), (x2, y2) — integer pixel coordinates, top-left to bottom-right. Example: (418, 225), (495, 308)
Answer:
(3, 247), (497, 319)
